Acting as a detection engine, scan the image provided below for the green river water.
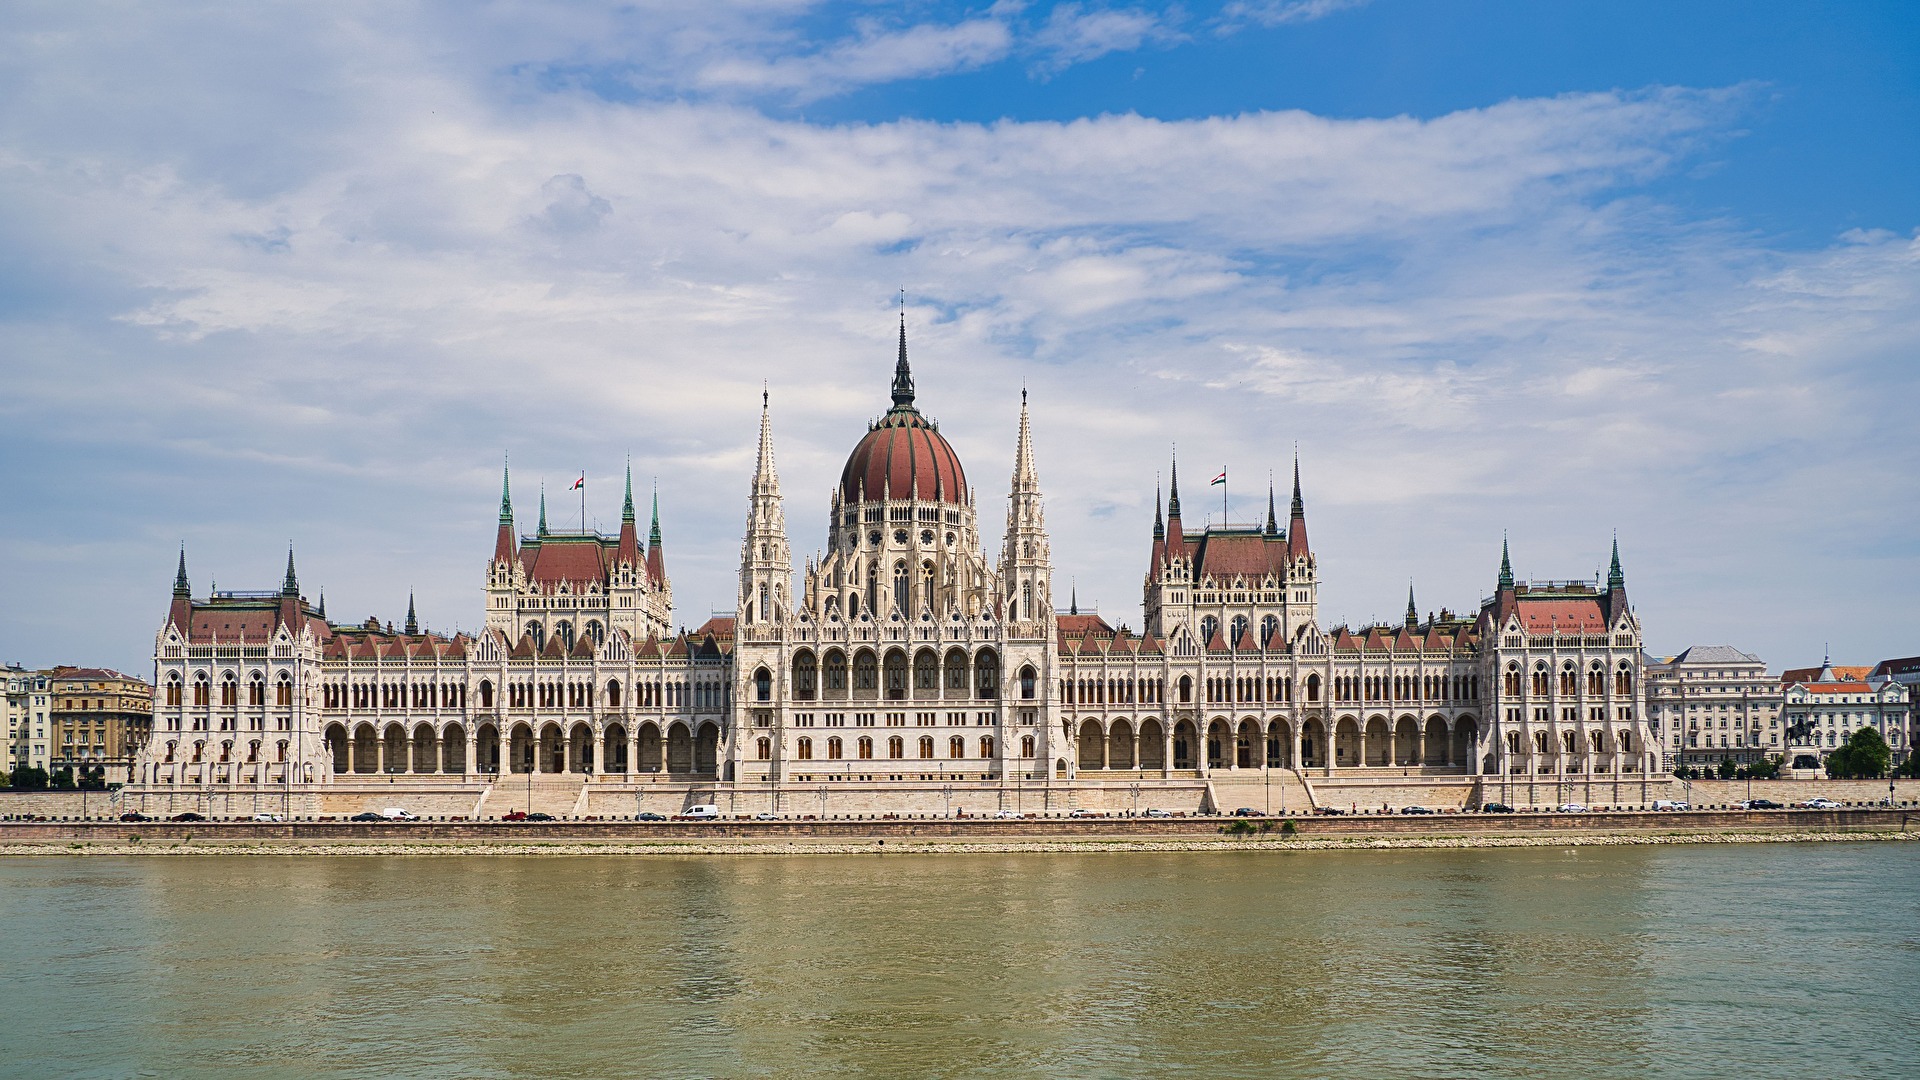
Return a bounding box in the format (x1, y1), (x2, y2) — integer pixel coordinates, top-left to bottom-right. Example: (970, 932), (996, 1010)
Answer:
(1, 844), (1916, 1079)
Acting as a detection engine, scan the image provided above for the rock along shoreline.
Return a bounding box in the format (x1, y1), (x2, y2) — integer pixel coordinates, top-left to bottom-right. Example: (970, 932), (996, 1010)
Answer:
(5, 828), (1916, 858)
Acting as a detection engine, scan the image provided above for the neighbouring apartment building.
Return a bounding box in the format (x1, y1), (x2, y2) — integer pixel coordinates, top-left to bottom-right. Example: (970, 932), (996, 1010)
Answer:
(49, 667), (154, 784)
(1869, 655), (1920, 757)
(4, 664), (53, 774)
(1644, 646), (1783, 772)
(1780, 658), (1910, 772)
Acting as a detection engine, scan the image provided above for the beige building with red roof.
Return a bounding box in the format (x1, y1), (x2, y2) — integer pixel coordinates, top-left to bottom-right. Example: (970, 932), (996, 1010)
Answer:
(1780, 657), (1910, 772)
(128, 323), (1661, 817)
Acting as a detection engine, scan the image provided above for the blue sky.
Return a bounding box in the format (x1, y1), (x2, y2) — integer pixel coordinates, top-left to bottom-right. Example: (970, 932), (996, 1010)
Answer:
(1, 0), (1916, 675)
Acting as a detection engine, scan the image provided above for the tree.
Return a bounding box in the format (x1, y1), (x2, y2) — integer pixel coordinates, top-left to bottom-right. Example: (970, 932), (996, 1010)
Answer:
(50, 767), (76, 790)
(10, 766), (48, 790)
(0, 769), (8, 788)
(1826, 727), (1893, 780)
(1749, 755), (1782, 780)
(1717, 757), (1738, 780)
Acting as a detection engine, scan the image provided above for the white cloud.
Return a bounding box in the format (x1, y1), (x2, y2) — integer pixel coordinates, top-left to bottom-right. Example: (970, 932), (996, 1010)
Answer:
(0, 7), (1914, 673)
(1217, 0), (1370, 31)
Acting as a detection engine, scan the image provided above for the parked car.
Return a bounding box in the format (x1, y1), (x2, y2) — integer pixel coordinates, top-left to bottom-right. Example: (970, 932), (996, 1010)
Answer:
(752, 812), (780, 821)
(525, 812), (555, 822)
(1232, 807), (1262, 817)
(1652, 799), (1690, 812)
(1798, 797), (1842, 809)
(378, 808), (415, 820)
(1143, 808), (1173, 818)
(1399, 805), (1435, 815)
(120, 812), (151, 822)
(635, 812), (667, 821)
(1069, 808), (1104, 818)
(1744, 798), (1783, 810)
(169, 812), (205, 822)
(251, 813), (283, 822)
(994, 809), (1024, 818)
(1314, 806), (1347, 815)
(1481, 803), (1515, 814)
(348, 812), (383, 822)
(501, 811), (528, 821)
(1556, 803), (1590, 814)
(676, 804), (721, 821)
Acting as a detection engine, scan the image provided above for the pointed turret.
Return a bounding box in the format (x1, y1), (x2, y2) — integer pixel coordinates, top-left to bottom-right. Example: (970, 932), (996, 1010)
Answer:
(1070, 580), (1078, 616)
(1265, 480), (1278, 536)
(1001, 390), (1052, 625)
(1153, 480), (1165, 543)
(537, 485), (549, 537)
(282, 546), (299, 597)
(168, 546), (192, 630)
(1498, 535), (1514, 592)
(494, 460), (517, 564)
(616, 460), (641, 566)
(1011, 386), (1039, 496)
(891, 312), (915, 409)
(1405, 583), (1418, 629)
(1167, 451), (1183, 520)
(405, 593), (418, 636)
(646, 483), (666, 583)
(317, 590), (327, 620)
(740, 389), (792, 624)
(1605, 532), (1628, 620)
(1286, 453), (1310, 559)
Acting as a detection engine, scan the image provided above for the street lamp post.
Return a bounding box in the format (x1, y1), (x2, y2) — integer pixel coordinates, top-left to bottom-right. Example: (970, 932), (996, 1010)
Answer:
(942, 784), (953, 819)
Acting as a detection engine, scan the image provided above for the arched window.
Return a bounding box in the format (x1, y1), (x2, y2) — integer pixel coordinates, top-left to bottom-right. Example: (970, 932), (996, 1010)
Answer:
(1019, 665), (1037, 700)
(757, 584), (770, 622)
(919, 736), (935, 759)
(1021, 735), (1034, 757)
(794, 652), (818, 700)
(883, 651), (908, 699)
(888, 736), (904, 759)
(921, 561), (935, 613)
(1261, 614), (1279, 645)
(797, 737), (813, 760)
(981, 735), (994, 758)
(1306, 673), (1320, 702)
(893, 561), (910, 616)
(858, 736), (873, 760)
(193, 673), (210, 706)
(824, 650), (847, 693)
(556, 621), (575, 651)
(525, 621), (544, 650)
(754, 667), (772, 703)
(1230, 615), (1248, 646)
(166, 674), (182, 706)
(949, 735), (965, 758)
(275, 673), (293, 706)
(914, 650), (938, 692)
(974, 651), (999, 699)
(479, 680), (493, 709)
(1021, 581), (1033, 620)
(1178, 675), (1193, 703)
(854, 651), (878, 692)
(247, 674), (265, 706)
(827, 736), (843, 760)
(756, 737), (771, 760)
(276, 740), (288, 763)
(586, 620), (604, 646)
(1200, 616), (1219, 644)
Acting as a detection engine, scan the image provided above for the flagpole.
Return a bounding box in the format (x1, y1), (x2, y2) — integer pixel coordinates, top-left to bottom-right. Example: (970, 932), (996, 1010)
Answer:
(580, 470), (586, 533)
(1222, 466), (1228, 527)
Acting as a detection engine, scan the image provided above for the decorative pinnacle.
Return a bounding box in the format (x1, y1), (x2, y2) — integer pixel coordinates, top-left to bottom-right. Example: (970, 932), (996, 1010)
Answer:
(499, 457), (513, 525)
(1290, 451), (1304, 519)
(1265, 477), (1278, 536)
(1608, 532), (1625, 590)
(538, 484), (548, 536)
(1406, 582), (1418, 626)
(1153, 478), (1164, 542)
(892, 310), (915, 409)
(649, 481), (662, 546)
(405, 592), (418, 636)
(282, 545), (298, 596)
(173, 545), (190, 596)
(622, 460), (635, 523)
(1167, 449), (1182, 519)
(1499, 533), (1514, 591)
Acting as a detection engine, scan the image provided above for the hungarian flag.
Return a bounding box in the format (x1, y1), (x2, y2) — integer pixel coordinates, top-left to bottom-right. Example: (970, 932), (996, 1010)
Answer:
(571, 476), (586, 490)
(1210, 470), (1226, 486)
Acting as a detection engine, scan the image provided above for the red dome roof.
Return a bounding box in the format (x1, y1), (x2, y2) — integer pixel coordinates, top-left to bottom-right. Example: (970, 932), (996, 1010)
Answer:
(840, 409), (967, 505)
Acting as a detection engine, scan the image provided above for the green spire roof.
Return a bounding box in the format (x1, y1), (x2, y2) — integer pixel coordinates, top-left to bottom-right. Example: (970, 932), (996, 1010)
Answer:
(622, 460), (635, 523)
(538, 485), (548, 537)
(281, 546), (298, 597)
(649, 483), (662, 546)
(499, 459), (513, 525)
(1608, 534), (1625, 590)
(1498, 535), (1514, 591)
(173, 546), (189, 597)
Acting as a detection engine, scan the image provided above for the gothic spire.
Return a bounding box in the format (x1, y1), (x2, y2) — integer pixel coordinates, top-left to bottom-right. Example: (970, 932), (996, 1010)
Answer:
(499, 458), (513, 525)
(1290, 451), (1304, 519)
(1167, 450), (1182, 520)
(1498, 534), (1514, 591)
(173, 545), (190, 597)
(622, 460), (636, 524)
(405, 593), (418, 635)
(282, 546), (299, 597)
(1406, 582), (1418, 629)
(1286, 451), (1310, 558)
(649, 483), (662, 547)
(1153, 479), (1164, 543)
(1070, 579), (1078, 616)
(1011, 387), (1039, 495)
(537, 484), (548, 537)
(1607, 532), (1625, 591)
(891, 311), (915, 410)
(317, 590), (326, 620)
(753, 386), (781, 497)
(1265, 478), (1278, 536)
(647, 480), (667, 584)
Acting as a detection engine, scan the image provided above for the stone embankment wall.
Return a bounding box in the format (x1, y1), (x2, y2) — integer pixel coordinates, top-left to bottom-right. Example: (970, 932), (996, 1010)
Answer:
(3, 807), (1914, 843)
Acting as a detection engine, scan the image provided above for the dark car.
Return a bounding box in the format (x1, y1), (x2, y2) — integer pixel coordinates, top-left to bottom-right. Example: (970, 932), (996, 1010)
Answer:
(1399, 805), (1435, 815)
(1745, 798), (1783, 810)
(1314, 806), (1347, 815)
(348, 812), (383, 822)
(525, 812), (555, 822)
(1232, 807), (1262, 817)
(120, 812), (151, 822)
(169, 812), (205, 822)
(1481, 802), (1515, 814)
(635, 812), (667, 821)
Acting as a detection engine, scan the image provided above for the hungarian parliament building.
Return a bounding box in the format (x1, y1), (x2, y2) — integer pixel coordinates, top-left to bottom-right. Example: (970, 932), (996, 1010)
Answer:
(132, 324), (1662, 815)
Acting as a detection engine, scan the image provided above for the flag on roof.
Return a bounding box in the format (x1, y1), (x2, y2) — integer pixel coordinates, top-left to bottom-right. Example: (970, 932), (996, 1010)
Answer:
(570, 476), (585, 490)
(1210, 470), (1226, 486)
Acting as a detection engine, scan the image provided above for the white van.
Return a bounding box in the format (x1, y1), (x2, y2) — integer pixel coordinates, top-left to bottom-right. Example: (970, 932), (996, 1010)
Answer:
(677, 804), (720, 820)
(378, 807), (416, 820)
(1652, 799), (1690, 812)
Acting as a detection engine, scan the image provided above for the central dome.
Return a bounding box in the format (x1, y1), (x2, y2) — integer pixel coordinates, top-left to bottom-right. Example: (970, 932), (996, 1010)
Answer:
(838, 317), (968, 505)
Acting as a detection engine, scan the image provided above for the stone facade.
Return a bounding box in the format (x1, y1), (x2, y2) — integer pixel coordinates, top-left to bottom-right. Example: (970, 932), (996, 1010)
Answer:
(1780, 658), (1910, 771)
(1645, 646), (1783, 772)
(49, 667), (152, 783)
(4, 664), (52, 774)
(128, 327), (1661, 812)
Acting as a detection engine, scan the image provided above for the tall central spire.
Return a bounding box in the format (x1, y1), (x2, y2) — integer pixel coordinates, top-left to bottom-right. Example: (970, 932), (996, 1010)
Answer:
(891, 310), (915, 409)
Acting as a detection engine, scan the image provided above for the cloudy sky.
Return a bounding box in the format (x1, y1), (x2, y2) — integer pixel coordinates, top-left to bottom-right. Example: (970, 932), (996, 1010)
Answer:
(2, 0), (1916, 675)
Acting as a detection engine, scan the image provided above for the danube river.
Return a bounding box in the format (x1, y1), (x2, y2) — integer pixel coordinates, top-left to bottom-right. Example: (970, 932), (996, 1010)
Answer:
(2, 843), (1916, 1078)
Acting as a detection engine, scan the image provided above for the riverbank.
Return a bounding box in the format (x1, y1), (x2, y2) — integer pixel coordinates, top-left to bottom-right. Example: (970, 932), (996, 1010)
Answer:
(5, 826), (1916, 857)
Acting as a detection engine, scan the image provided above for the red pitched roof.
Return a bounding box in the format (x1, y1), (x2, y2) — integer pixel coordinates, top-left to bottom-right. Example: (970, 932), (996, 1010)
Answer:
(1515, 597), (1607, 633)
(522, 538), (609, 587)
(1190, 532), (1291, 581)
